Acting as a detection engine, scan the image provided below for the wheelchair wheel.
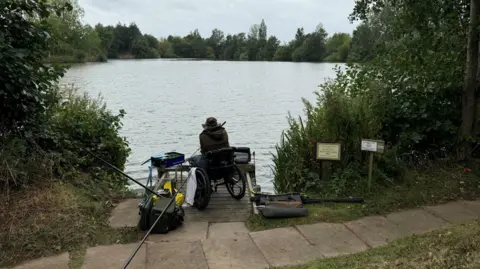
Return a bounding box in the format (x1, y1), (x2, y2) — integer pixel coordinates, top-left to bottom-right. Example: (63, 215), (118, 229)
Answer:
(225, 165), (247, 200)
(193, 168), (211, 211)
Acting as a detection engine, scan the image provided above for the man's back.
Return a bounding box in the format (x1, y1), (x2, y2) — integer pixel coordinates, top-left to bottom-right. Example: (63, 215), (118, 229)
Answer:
(200, 126), (229, 154)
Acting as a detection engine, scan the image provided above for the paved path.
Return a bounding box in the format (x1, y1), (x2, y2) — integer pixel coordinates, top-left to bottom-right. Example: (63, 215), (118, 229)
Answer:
(4, 200), (480, 269)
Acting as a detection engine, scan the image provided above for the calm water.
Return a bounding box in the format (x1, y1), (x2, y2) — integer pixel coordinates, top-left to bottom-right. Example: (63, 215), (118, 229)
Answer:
(61, 59), (343, 193)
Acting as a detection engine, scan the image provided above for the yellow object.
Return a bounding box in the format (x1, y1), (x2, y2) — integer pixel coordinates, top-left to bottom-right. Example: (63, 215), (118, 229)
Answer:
(163, 181), (185, 206)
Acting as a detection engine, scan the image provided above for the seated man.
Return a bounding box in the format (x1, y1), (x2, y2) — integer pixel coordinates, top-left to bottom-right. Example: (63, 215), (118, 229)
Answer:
(190, 117), (229, 170)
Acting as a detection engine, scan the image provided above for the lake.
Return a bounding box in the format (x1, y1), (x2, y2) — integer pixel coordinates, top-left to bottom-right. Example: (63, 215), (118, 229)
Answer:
(61, 59), (343, 193)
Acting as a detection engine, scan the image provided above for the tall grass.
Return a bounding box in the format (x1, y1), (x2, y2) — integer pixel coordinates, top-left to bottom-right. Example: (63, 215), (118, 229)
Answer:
(273, 65), (395, 195)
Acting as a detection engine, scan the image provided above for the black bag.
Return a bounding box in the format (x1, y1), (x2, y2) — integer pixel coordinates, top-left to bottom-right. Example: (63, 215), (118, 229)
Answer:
(138, 196), (185, 234)
(234, 147), (251, 164)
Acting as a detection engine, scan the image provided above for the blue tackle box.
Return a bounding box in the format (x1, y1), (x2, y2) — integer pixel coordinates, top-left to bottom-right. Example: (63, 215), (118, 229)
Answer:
(150, 152), (185, 168)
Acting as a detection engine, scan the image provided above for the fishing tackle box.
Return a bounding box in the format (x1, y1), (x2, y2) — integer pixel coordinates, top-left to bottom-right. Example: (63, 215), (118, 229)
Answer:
(150, 152), (185, 168)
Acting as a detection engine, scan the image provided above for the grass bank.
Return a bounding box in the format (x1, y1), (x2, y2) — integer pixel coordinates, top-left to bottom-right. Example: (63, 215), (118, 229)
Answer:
(0, 176), (143, 268)
(247, 162), (480, 231)
(278, 220), (480, 269)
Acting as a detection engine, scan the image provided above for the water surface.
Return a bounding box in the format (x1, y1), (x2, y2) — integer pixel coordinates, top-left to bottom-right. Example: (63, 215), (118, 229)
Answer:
(61, 59), (343, 193)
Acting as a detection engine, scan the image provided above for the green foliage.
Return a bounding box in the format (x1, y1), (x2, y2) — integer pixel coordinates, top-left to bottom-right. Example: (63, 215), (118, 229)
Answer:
(326, 33), (352, 62)
(0, 0), (67, 136)
(273, 66), (386, 193)
(47, 87), (130, 173)
(0, 0), (130, 191)
(273, 0), (472, 195)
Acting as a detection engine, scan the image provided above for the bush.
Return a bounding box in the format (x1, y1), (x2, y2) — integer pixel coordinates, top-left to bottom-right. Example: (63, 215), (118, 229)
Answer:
(273, 65), (387, 193)
(0, 86), (131, 189)
(0, 1), (130, 191)
(273, 58), (462, 194)
(47, 86), (130, 175)
(273, 2), (469, 195)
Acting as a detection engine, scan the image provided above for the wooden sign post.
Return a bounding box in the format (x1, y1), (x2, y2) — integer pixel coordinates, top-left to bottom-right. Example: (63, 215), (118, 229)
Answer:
(315, 143), (341, 181)
(361, 139), (385, 191)
(315, 143), (341, 161)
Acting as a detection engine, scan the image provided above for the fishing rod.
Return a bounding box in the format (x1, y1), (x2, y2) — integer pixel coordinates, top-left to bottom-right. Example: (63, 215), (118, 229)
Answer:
(120, 147), (206, 269)
(121, 177), (188, 269)
(88, 150), (190, 269)
(86, 150), (163, 198)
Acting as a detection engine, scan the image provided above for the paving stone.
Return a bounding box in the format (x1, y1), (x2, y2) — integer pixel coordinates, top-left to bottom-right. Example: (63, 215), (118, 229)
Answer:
(424, 201), (479, 224)
(146, 241), (208, 269)
(184, 211), (251, 223)
(82, 244), (146, 269)
(297, 223), (369, 257)
(7, 253), (69, 269)
(202, 234), (269, 269)
(386, 208), (447, 236)
(208, 222), (249, 239)
(146, 221), (208, 243)
(250, 227), (320, 267)
(109, 199), (141, 228)
(461, 200), (480, 216)
(344, 216), (403, 247)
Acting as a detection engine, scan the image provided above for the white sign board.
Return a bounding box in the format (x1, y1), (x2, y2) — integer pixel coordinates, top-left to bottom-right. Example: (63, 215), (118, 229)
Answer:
(361, 140), (377, 152)
(361, 139), (385, 153)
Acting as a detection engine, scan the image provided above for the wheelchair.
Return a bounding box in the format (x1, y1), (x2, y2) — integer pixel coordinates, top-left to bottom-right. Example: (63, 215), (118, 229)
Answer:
(188, 147), (248, 211)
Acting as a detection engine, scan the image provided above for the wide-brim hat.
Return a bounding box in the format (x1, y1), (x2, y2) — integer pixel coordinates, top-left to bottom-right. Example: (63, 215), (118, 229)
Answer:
(202, 117), (223, 129)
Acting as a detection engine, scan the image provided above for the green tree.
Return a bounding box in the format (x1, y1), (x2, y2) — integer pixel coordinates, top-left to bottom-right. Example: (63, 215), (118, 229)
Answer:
(158, 38), (176, 58)
(207, 28), (225, 59)
(0, 0), (67, 135)
(263, 36), (280, 61)
(273, 44), (294, 61)
(95, 24), (114, 58)
(131, 35), (153, 58)
(325, 33), (351, 62)
(291, 24), (328, 62)
(348, 23), (379, 62)
(247, 24), (260, 61)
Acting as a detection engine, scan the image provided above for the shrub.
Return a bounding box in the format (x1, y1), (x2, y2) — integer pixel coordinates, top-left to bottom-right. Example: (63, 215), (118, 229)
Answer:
(0, 1), (130, 190)
(0, 0), (68, 137)
(47, 86), (131, 174)
(273, 65), (387, 193)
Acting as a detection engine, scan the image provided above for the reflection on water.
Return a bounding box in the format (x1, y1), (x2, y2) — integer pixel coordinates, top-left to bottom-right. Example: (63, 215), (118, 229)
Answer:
(61, 59), (343, 193)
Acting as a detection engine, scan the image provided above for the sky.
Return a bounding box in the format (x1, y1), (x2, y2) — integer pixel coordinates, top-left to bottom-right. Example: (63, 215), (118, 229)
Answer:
(78, 0), (360, 43)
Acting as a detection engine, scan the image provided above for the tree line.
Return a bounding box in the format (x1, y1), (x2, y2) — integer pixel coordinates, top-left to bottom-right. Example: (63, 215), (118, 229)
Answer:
(46, 0), (357, 63)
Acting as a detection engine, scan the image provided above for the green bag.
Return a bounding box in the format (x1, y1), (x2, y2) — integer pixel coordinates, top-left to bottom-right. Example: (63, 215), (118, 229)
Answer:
(143, 196), (184, 234)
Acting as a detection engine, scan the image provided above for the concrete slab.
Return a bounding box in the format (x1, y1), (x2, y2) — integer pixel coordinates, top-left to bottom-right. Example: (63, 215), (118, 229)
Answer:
(250, 227), (320, 267)
(386, 208), (447, 236)
(344, 216), (403, 247)
(461, 200), (480, 216)
(82, 244), (146, 269)
(109, 199), (141, 228)
(424, 201), (479, 224)
(296, 223), (369, 257)
(202, 234), (269, 269)
(208, 222), (249, 239)
(146, 221), (208, 243)
(146, 241), (208, 269)
(8, 253), (69, 269)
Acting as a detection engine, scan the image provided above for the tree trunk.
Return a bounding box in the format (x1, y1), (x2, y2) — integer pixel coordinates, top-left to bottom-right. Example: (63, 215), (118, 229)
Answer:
(473, 41), (480, 135)
(460, 0), (479, 160)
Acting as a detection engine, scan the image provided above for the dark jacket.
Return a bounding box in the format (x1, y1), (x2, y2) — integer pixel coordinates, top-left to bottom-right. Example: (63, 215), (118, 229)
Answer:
(200, 126), (230, 154)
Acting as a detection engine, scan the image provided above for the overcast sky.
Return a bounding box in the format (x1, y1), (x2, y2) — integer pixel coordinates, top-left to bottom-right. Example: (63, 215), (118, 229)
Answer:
(78, 0), (359, 43)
